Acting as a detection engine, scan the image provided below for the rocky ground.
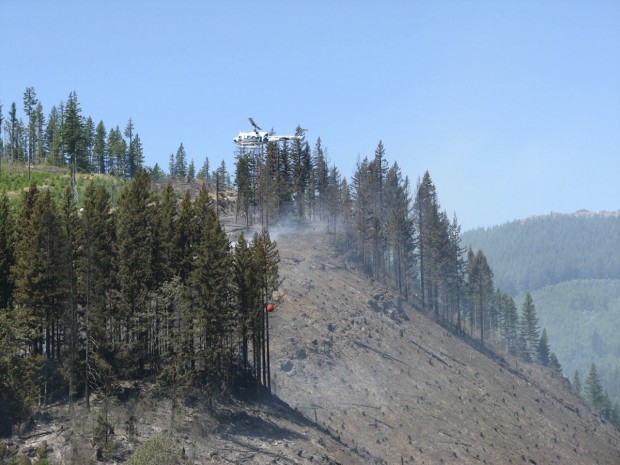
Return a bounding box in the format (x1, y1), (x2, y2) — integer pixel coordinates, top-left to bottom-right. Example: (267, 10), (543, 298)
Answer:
(3, 219), (620, 464)
(267, 222), (620, 465)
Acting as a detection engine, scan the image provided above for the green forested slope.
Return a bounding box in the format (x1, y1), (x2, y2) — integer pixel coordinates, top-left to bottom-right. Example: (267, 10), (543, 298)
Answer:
(520, 279), (620, 404)
(461, 213), (620, 295)
(463, 214), (620, 407)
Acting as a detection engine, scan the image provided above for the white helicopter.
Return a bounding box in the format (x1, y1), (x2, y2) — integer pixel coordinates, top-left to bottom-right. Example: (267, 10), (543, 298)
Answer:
(233, 118), (306, 147)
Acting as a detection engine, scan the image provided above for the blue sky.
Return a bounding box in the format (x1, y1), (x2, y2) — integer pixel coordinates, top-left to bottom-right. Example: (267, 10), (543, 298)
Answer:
(1, 0), (619, 231)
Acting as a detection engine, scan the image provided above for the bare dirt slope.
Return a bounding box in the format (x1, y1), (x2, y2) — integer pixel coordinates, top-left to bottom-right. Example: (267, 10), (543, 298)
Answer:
(267, 223), (620, 465)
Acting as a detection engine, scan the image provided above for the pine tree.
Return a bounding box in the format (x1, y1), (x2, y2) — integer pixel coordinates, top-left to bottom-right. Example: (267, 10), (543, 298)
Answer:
(188, 159), (196, 181)
(351, 157), (374, 274)
(152, 183), (177, 286)
(500, 293), (519, 355)
(59, 186), (79, 401)
(291, 133), (312, 219)
(187, 183), (233, 391)
(233, 232), (256, 371)
(34, 102), (46, 163)
(549, 352), (562, 373)
(62, 91), (87, 170)
(235, 153), (252, 228)
(586, 363), (607, 414)
(314, 138), (329, 220)
(124, 118), (136, 178)
(23, 87), (39, 171)
(175, 143), (187, 178)
(44, 105), (63, 166)
(107, 126), (126, 176)
(116, 170), (153, 373)
(94, 121), (107, 174)
(79, 181), (115, 407)
(383, 163), (415, 301)
(537, 328), (550, 366)
(7, 102), (23, 162)
(572, 369), (582, 396)
(133, 134), (144, 173)
(84, 117), (95, 171)
(175, 191), (194, 282)
(197, 156), (210, 181)
(469, 250), (494, 346)
(251, 228), (280, 393)
(12, 187), (68, 402)
(519, 293), (540, 361)
(414, 171), (439, 311)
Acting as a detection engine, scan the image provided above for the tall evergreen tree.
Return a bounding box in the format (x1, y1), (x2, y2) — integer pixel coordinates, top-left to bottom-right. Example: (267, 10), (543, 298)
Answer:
(175, 143), (187, 178)
(79, 181), (115, 407)
(414, 171), (439, 311)
(23, 87), (39, 169)
(107, 126), (127, 176)
(468, 250), (494, 346)
(235, 153), (252, 228)
(573, 369), (582, 396)
(94, 121), (107, 174)
(12, 187), (68, 402)
(500, 293), (519, 355)
(197, 156), (210, 181)
(313, 138), (329, 220)
(59, 187), (79, 402)
(34, 102), (46, 163)
(291, 131), (312, 219)
(62, 91), (87, 170)
(519, 293), (540, 362)
(124, 118), (136, 178)
(116, 170), (153, 373)
(44, 105), (63, 166)
(188, 184), (233, 391)
(152, 183), (177, 286)
(586, 363), (607, 414)
(537, 328), (550, 366)
(84, 117), (95, 171)
(233, 232), (256, 371)
(251, 228), (280, 393)
(7, 102), (22, 162)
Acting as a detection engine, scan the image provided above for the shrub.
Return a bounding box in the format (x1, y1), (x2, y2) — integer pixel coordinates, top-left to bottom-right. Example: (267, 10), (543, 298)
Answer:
(127, 436), (181, 465)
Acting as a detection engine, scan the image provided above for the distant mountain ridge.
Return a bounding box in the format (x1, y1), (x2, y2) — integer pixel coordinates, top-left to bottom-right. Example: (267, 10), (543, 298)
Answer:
(461, 210), (620, 295)
(518, 209), (620, 224)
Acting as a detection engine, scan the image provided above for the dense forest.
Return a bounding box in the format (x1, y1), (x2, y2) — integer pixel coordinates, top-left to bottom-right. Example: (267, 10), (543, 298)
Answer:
(462, 211), (620, 415)
(522, 279), (620, 407)
(0, 171), (280, 436)
(1, 88), (618, 436)
(461, 213), (620, 295)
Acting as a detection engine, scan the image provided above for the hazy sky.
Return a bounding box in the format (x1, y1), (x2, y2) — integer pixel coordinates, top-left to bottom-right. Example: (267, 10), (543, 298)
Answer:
(2, 0), (619, 231)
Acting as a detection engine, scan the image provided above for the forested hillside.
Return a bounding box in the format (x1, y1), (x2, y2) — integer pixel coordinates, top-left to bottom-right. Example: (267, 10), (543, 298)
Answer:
(2, 88), (619, 463)
(461, 212), (620, 295)
(462, 213), (620, 416)
(522, 279), (620, 406)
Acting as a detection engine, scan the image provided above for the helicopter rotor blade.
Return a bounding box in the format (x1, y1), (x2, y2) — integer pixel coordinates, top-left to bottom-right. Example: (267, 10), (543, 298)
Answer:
(248, 117), (262, 131)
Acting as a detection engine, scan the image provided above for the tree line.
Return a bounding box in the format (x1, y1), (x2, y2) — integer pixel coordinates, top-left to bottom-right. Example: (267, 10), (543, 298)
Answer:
(573, 363), (620, 426)
(1, 88), (144, 177)
(234, 139), (562, 365)
(0, 171), (279, 435)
